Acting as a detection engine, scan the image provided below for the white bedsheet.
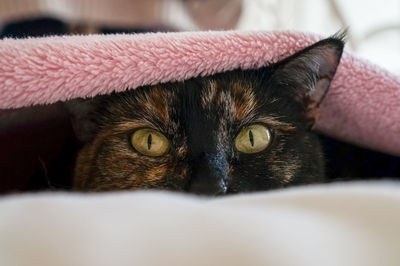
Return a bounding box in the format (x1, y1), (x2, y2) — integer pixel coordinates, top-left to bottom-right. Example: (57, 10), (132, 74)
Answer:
(1, 182), (399, 266)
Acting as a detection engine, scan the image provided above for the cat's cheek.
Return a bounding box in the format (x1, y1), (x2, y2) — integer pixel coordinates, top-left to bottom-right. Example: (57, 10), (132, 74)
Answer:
(143, 164), (168, 182)
(229, 146), (299, 192)
(73, 145), (94, 190)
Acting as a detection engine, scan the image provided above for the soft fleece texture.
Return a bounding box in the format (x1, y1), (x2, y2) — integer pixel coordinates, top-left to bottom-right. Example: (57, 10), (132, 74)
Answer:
(1, 182), (400, 266)
(0, 31), (399, 155)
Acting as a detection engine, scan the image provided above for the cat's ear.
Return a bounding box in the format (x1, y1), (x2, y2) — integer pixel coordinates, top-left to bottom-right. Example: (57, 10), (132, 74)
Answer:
(273, 34), (345, 128)
(64, 97), (99, 143)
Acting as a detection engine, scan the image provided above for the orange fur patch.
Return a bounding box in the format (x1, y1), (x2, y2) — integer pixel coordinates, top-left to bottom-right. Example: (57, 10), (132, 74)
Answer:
(231, 81), (256, 120)
(255, 116), (297, 132)
(143, 86), (170, 122)
(201, 79), (218, 108)
(145, 164), (168, 182)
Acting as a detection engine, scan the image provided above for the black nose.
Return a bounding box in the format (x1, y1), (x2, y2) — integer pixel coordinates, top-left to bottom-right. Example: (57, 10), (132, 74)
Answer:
(188, 152), (228, 196)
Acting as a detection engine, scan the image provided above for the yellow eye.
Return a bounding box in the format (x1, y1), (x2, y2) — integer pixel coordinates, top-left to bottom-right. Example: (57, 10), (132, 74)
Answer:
(235, 124), (271, 154)
(131, 129), (170, 157)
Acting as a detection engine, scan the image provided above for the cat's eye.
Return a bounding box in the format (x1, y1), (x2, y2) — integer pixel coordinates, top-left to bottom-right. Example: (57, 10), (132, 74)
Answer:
(131, 129), (170, 157)
(235, 124), (271, 154)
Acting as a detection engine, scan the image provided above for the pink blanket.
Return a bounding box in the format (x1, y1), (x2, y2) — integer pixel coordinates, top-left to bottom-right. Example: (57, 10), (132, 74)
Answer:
(0, 31), (399, 155)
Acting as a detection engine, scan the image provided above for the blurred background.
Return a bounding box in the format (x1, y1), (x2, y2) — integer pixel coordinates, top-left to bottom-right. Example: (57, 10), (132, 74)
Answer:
(0, 0), (399, 193)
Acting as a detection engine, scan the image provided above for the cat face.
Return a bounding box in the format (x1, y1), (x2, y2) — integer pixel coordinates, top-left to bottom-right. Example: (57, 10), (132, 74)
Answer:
(69, 36), (344, 195)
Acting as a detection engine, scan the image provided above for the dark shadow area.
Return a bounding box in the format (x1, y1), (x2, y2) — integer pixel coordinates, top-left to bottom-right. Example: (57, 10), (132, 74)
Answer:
(0, 17), (67, 39)
(0, 103), (79, 194)
(320, 134), (400, 182)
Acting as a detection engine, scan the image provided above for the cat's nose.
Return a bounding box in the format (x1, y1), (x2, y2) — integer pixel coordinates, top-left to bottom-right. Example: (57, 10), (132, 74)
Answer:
(188, 152), (228, 196)
(189, 174), (228, 196)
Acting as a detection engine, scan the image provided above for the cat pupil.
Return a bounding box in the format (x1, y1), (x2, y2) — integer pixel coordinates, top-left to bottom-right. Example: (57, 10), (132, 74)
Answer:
(249, 130), (254, 147)
(147, 134), (152, 150)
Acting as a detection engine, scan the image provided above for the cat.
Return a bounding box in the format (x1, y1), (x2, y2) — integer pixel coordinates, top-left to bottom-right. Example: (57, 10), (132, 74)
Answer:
(67, 35), (344, 195)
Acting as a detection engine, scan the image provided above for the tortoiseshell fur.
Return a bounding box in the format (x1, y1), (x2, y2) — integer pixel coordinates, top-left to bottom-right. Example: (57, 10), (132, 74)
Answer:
(70, 37), (344, 195)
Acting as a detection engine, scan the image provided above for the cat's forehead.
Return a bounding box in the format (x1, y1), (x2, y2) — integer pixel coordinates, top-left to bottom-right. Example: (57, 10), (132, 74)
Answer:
(199, 77), (257, 121)
(127, 73), (260, 123)
(105, 70), (297, 133)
